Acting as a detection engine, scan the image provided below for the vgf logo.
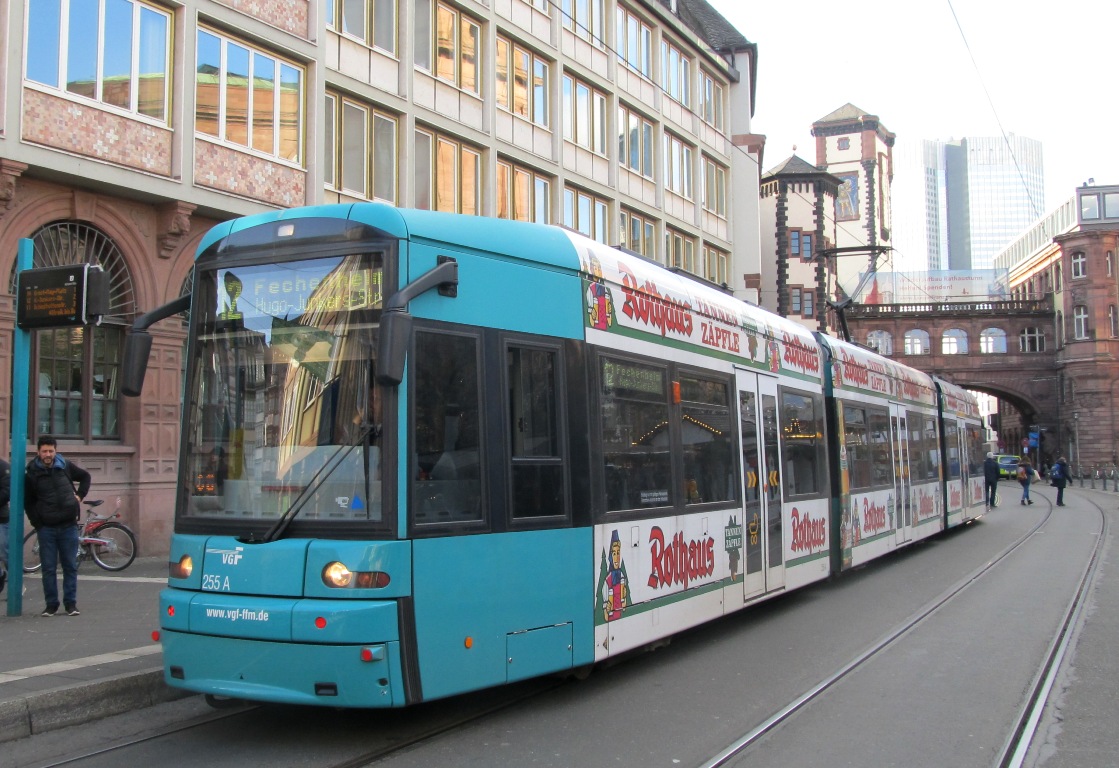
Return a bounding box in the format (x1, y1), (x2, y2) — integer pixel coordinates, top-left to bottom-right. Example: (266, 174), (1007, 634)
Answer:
(207, 547), (244, 566)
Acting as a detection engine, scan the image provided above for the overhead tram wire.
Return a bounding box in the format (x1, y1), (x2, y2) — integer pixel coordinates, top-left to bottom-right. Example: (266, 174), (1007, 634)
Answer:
(538, 0), (959, 310)
(946, 0), (1043, 220)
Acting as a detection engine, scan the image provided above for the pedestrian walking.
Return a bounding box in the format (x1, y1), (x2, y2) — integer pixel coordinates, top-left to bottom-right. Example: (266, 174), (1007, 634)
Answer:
(1017, 457), (1037, 505)
(983, 451), (1000, 509)
(25, 436), (91, 617)
(1050, 455), (1070, 506)
(0, 457), (9, 594)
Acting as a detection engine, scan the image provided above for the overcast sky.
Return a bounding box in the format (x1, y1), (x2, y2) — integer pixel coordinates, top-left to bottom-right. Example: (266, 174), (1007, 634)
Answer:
(706, 0), (1116, 214)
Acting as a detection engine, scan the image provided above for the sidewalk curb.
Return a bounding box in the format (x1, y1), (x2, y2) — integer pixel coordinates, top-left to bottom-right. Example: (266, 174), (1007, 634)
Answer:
(0, 668), (192, 744)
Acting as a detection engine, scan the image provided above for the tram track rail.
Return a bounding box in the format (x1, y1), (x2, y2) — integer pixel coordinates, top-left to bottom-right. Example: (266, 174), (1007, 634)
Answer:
(697, 495), (1108, 768)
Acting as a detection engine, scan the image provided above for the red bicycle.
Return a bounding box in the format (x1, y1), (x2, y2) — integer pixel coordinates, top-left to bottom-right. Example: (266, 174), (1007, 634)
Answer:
(23, 499), (138, 573)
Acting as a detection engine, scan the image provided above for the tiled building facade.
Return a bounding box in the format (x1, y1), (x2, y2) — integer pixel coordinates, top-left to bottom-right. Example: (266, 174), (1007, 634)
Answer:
(0, 0), (762, 553)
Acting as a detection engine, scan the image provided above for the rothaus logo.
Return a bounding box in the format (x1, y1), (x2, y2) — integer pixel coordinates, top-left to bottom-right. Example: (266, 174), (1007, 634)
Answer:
(206, 546), (244, 566)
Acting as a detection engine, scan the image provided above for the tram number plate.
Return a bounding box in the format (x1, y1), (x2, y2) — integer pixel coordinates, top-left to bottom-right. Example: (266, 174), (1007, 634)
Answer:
(202, 574), (231, 591)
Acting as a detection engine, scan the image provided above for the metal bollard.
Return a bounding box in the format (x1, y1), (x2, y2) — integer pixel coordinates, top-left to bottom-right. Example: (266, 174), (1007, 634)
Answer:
(1079, 465), (1085, 488)
(1090, 465), (1096, 490)
(1113, 466), (1118, 492)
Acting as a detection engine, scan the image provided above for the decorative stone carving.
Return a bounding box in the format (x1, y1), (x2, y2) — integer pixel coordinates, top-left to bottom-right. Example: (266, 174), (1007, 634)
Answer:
(157, 202), (195, 259)
(0, 160), (28, 220)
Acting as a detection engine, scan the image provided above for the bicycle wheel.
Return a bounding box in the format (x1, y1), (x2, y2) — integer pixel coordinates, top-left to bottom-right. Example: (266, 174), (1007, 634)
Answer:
(89, 523), (137, 571)
(23, 530), (42, 573)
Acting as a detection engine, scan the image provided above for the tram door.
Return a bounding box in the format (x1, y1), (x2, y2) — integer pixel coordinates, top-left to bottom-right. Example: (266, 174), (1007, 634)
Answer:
(892, 407), (914, 546)
(737, 369), (783, 601)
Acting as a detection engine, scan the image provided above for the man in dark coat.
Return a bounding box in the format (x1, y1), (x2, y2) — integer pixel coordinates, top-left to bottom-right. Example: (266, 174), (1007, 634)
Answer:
(1050, 456), (1070, 507)
(26, 436), (91, 617)
(983, 451), (1000, 509)
(0, 457), (9, 594)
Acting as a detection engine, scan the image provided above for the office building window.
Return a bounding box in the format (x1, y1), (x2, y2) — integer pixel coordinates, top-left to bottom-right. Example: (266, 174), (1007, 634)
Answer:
(560, 0), (605, 45)
(665, 228), (696, 273)
(497, 160), (551, 223)
(620, 209), (656, 258)
(497, 37), (550, 127)
(414, 128), (480, 214)
(326, 0), (396, 53)
(324, 93), (397, 202)
(618, 104), (654, 178)
(661, 38), (690, 107)
(700, 70), (724, 131)
(562, 74), (608, 154)
(26, 0), (171, 122)
(702, 157), (727, 217)
(663, 133), (694, 198)
(563, 187), (609, 243)
(704, 245), (727, 285)
(414, 1), (480, 95)
(196, 29), (303, 163)
(616, 5), (652, 77)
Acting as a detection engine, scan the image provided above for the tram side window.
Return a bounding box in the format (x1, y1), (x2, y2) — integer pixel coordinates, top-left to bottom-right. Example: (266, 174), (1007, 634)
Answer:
(845, 404), (891, 491)
(908, 412), (939, 481)
(412, 331), (483, 524)
(508, 345), (566, 519)
(601, 357), (672, 511)
(780, 389), (826, 497)
(965, 424), (983, 474)
(944, 420), (960, 479)
(679, 374), (735, 504)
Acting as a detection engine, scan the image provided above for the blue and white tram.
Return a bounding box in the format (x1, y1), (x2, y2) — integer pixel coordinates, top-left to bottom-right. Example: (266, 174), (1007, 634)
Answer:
(123, 204), (982, 708)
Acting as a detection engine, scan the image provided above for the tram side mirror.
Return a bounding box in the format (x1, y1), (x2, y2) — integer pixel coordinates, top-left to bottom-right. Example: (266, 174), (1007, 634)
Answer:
(376, 310), (412, 386)
(121, 330), (153, 397)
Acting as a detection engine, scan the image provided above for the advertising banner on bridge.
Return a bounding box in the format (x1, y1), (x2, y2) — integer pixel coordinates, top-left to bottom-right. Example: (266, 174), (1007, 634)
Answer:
(859, 269), (1010, 304)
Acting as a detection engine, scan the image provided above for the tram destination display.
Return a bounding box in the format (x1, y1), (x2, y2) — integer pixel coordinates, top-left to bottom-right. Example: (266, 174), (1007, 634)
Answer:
(17, 264), (109, 329)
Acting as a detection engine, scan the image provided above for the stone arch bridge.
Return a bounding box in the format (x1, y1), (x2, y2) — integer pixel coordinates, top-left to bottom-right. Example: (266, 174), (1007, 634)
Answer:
(844, 297), (1065, 460)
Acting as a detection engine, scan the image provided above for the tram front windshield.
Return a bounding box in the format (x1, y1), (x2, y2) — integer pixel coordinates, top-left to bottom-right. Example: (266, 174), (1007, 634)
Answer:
(181, 252), (385, 528)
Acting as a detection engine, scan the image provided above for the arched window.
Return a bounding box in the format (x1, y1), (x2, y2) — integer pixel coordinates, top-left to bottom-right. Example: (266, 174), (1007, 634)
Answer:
(1111, 305), (1118, 338)
(9, 222), (136, 440)
(1020, 327), (1045, 352)
(866, 330), (892, 355)
(1055, 263), (1062, 292)
(941, 328), (968, 354)
(903, 329), (930, 355)
(979, 328), (1007, 353)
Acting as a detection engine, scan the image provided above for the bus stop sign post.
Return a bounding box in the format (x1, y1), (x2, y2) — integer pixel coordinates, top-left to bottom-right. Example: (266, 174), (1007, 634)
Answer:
(7, 239), (33, 616)
(6, 247), (107, 615)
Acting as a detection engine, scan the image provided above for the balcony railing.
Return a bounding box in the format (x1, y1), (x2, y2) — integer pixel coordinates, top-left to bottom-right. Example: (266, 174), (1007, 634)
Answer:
(846, 297), (1053, 317)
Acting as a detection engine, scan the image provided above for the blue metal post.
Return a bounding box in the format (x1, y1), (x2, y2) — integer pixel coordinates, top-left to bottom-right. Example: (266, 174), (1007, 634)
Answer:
(7, 239), (32, 616)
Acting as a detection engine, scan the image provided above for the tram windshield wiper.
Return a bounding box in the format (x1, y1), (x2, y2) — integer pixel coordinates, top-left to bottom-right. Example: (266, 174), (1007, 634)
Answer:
(259, 419), (379, 543)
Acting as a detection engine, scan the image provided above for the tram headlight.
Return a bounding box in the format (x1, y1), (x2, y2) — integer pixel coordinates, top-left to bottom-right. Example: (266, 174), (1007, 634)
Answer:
(323, 561), (354, 588)
(169, 555), (193, 580)
(321, 562), (391, 589)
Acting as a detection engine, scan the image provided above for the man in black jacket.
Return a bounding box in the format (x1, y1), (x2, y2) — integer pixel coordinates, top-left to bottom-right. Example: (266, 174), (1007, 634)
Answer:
(26, 436), (91, 617)
(0, 457), (9, 594)
(983, 452), (1001, 509)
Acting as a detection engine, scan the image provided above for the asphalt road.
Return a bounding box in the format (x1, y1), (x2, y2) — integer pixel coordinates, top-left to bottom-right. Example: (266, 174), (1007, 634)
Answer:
(8, 490), (1107, 768)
